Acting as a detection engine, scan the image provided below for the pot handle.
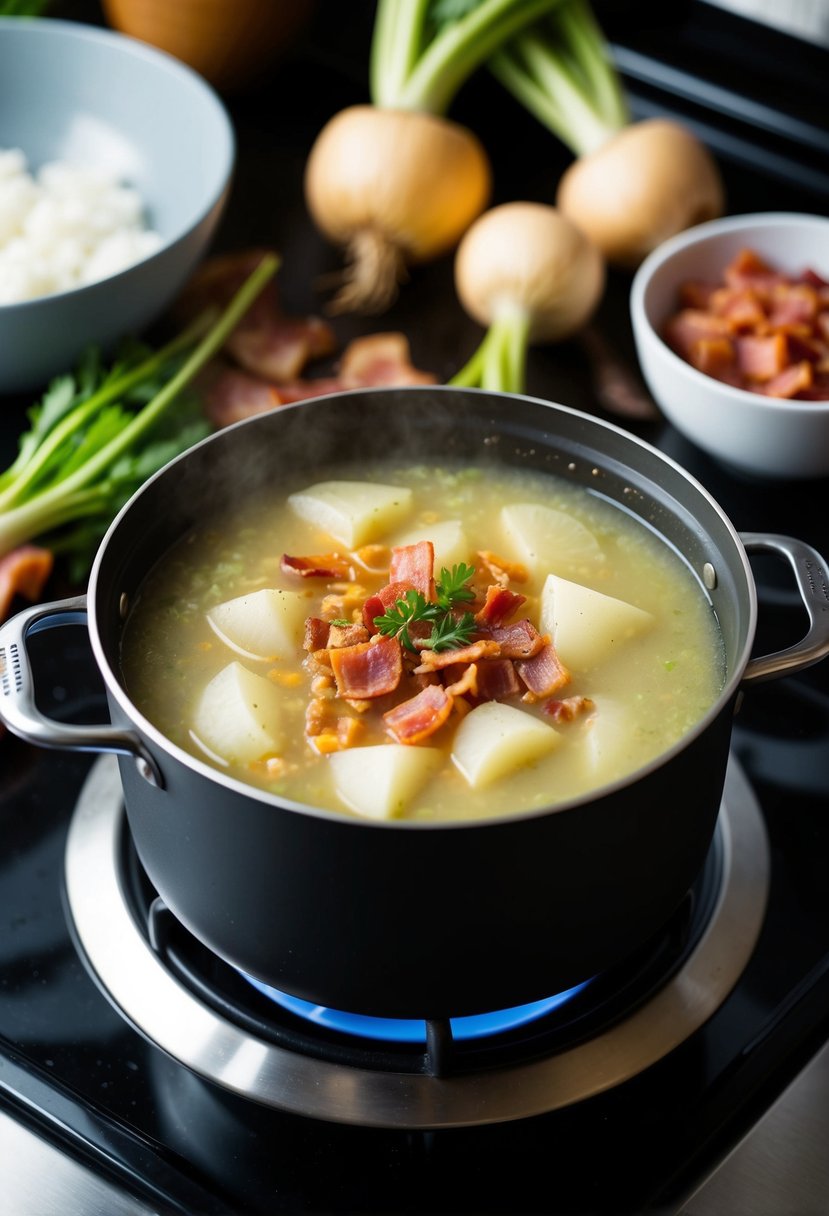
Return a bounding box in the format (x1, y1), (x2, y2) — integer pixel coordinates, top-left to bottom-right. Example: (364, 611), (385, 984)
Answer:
(0, 594), (161, 786)
(740, 533), (829, 685)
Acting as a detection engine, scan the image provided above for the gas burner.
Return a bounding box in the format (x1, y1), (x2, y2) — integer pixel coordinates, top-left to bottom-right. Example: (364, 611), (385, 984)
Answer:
(64, 756), (770, 1129)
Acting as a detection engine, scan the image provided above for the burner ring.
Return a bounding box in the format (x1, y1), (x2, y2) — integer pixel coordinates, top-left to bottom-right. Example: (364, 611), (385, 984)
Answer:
(64, 755), (769, 1129)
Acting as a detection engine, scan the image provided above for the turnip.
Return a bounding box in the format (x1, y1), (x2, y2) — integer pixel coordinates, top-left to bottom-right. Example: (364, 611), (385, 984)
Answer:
(450, 200), (604, 391)
(488, 0), (725, 267)
(304, 0), (562, 313)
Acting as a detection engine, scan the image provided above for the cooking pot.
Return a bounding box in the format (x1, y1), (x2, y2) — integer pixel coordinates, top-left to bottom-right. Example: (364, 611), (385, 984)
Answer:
(2, 388), (828, 1018)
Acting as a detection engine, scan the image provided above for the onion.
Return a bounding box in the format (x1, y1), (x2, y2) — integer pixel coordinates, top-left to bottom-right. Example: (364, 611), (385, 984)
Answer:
(556, 119), (725, 269)
(304, 106), (491, 315)
(451, 202), (605, 392)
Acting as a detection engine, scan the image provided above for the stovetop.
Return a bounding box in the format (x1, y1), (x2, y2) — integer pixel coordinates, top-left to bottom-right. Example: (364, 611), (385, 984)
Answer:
(2, 3), (829, 1213)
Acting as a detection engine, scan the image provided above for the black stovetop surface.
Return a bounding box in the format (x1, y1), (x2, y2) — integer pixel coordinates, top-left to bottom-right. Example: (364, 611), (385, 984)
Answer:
(2, 3), (829, 1213)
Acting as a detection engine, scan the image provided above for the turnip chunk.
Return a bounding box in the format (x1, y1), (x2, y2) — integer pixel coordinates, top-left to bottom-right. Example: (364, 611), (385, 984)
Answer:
(579, 699), (637, 783)
(452, 702), (560, 790)
(207, 588), (309, 661)
(390, 519), (469, 573)
(329, 745), (442, 820)
(192, 662), (284, 765)
(500, 502), (603, 577)
(287, 481), (413, 547)
(539, 574), (654, 673)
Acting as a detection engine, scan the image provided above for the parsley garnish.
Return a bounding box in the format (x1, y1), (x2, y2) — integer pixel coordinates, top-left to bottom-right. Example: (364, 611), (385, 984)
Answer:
(374, 564), (477, 653)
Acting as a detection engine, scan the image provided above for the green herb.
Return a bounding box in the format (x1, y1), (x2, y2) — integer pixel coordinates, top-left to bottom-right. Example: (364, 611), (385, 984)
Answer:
(374, 564), (477, 653)
(330, 618), (352, 627)
(0, 0), (52, 14)
(0, 254), (279, 577)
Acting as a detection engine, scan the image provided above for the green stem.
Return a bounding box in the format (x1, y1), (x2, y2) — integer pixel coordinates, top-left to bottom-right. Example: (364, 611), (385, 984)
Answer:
(449, 307), (531, 394)
(393, 0), (565, 114)
(370, 0), (431, 108)
(0, 311), (213, 512)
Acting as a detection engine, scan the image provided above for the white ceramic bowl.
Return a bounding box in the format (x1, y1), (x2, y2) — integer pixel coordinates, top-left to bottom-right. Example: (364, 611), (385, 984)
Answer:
(630, 212), (829, 480)
(0, 17), (234, 394)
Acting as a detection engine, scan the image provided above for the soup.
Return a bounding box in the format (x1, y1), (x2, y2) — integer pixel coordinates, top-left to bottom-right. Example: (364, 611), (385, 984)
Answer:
(121, 460), (725, 822)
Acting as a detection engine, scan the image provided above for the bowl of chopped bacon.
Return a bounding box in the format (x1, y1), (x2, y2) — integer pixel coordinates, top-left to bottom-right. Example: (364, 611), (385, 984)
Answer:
(630, 212), (829, 479)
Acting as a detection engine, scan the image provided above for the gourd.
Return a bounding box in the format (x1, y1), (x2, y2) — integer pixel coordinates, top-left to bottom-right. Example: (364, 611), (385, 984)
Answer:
(500, 501), (603, 579)
(539, 574), (654, 672)
(452, 701), (560, 789)
(288, 480), (413, 547)
(329, 744), (442, 819)
(192, 662), (283, 764)
(207, 588), (309, 661)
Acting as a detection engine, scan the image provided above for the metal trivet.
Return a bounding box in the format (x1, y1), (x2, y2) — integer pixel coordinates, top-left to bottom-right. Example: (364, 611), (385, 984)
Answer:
(64, 755), (770, 1129)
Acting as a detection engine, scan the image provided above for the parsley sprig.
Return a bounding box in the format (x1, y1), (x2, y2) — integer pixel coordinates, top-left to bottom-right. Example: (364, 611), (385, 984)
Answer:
(374, 563), (477, 653)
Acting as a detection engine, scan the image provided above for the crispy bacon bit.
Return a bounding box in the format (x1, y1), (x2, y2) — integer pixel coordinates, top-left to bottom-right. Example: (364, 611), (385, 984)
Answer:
(475, 584), (527, 627)
(476, 549), (529, 585)
(303, 617), (331, 653)
(329, 635), (403, 699)
(543, 695), (595, 723)
(383, 684), (454, 745)
(389, 541), (435, 601)
(281, 553), (353, 580)
(666, 248), (829, 400)
(517, 642), (571, 700)
(414, 639), (501, 671)
(0, 545), (54, 624)
(473, 658), (522, 702)
(443, 663), (478, 698)
(327, 622), (370, 649)
(483, 619), (547, 659)
(362, 581), (411, 633)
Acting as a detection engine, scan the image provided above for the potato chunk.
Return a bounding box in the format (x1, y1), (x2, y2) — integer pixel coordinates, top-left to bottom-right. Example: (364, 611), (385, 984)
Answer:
(192, 662), (283, 764)
(391, 519), (469, 573)
(288, 480), (413, 547)
(452, 702), (560, 789)
(500, 502), (603, 576)
(579, 699), (639, 784)
(207, 588), (309, 661)
(539, 574), (654, 673)
(329, 745), (442, 820)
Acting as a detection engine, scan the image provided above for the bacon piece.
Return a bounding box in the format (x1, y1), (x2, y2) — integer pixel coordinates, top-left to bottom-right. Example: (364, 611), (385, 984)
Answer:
(329, 635), (402, 699)
(735, 333), (788, 382)
(443, 663), (478, 698)
(476, 549), (529, 586)
(474, 658), (522, 702)
(543, 695), (595, 723)
(362, 581), (411, 633)
(303, 617), (331, 653)
(201, 366), (284, 427)
(664, 309), (731, 360)
(483, 619), (547, 659)
(516, 642), (571, 699)
(0, 546), (54, 624)
(327, 622), (370, 649)
(383, 684), (453, 744)
(761, 361), (814, 399)
(689, 338), (740, 385)
(389, 541), (435, 601)
(708, 286), (767, 331)
(414, 639), (501, 672)
(678, 279), (717, 310)
(768, 283), (819, 328)
(338, 333), (437, 388)
(281, 553), (353, 580)
(475, 585), (527, 627)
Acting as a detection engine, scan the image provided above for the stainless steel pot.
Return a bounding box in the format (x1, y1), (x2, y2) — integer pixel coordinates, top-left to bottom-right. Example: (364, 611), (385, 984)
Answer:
(2, 387), (828, 1018)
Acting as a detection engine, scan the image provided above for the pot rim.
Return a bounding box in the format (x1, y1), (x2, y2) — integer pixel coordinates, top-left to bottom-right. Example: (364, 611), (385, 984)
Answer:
(88, 386), (757, 831)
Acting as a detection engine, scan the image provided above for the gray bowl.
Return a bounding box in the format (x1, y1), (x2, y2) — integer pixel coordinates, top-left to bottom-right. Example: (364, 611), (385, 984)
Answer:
(0, 17), (235, 393)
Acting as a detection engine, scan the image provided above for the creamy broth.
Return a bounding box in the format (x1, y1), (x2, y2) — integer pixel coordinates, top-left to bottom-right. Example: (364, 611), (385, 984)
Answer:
(121, 461), (725, 822)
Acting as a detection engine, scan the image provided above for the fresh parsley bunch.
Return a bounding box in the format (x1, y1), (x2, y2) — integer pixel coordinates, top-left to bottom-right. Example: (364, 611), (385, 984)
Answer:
(375, 563), (477, 653)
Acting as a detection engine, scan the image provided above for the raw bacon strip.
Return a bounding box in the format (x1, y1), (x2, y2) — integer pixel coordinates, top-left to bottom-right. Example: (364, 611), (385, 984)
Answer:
(0, 546), (54, 624)
(389, 541), (435, 601)
(338, 333), (436, 388)
(384, 684), (453, 744)
(517, 642), (571, 699)
(483, 619), (547, 659)
(475, 585), (527, 627)
(281, 553), (353, 580)
(543, 695), (595, 723)
(414, 639), (501, 672)
(329, 636), (402, 699)
(202, 367), (284, 427)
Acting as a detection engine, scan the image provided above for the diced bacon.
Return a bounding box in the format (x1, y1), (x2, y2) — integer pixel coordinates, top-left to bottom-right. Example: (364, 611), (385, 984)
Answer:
(0, 545), (54, 624)
(443, 663), (478, 698)
(329, 635), (402, 699)
(281, 553), (353, 580)
(735, 333), (788, 382)
(476, 550), (529, 586)
(664, 309), (731, 360)
(475, 585), (527, 627)
(678, 279), (717, 309)
(202, 366), (285, 427)
(473, 658), (521, 702)
(389, 541), (435, 600)
(362, 581), (412, 633)
(338, 333), (437, 388)
(303, 617), (331, 653)
(723, 248), (778, 290)
(327, 622), (370, 649)
(483, 619), (547, 659)
(383, 684), (453, 744)
(543, 695), (595, 723)
(414, 639), (501, 672)
(761, 361), (814, 399)
(689, 337), (739, 383)
(803, 268), (829, 289)
(708, 286), (766, 331)
(768, 284), (819, 328)
(516, 642), (571, 699)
